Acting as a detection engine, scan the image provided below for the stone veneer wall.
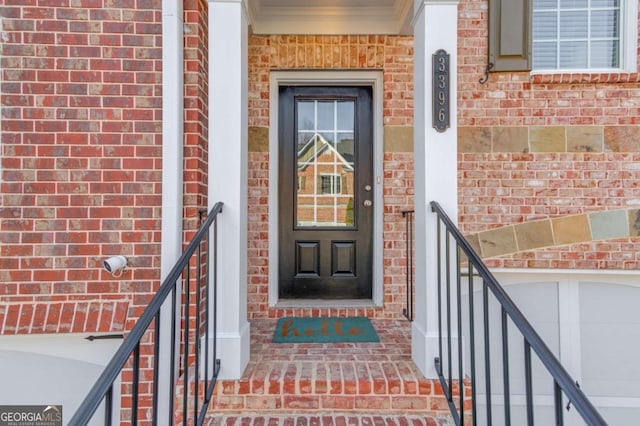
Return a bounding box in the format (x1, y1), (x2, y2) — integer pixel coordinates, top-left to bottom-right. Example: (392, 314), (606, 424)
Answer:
(459, 126), (640, 269)
(457, 0), (640, 268)
(247, 35), (414, 319)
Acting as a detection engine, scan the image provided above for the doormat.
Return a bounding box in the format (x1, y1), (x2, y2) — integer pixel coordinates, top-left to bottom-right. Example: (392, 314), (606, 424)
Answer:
(273, 317), (379, 343)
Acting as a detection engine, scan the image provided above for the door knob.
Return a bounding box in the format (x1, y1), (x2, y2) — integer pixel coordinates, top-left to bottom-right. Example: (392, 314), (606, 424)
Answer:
(363, 200), (372, 207)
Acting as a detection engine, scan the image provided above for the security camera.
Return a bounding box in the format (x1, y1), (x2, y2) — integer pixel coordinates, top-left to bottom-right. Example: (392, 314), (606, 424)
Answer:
(103, 256), (127, 275)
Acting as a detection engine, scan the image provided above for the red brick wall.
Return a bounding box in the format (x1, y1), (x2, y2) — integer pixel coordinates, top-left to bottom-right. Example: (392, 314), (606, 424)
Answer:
(247, 35), (414, 319)
(0, 0), (163, 332)
(184, 0), (209, 233)
(457, 0), (640, 267)
(248, 35), (414, 128)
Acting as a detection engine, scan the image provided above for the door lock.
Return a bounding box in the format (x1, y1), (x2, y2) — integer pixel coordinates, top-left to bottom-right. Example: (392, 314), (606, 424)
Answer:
(364, 185), (372, 192)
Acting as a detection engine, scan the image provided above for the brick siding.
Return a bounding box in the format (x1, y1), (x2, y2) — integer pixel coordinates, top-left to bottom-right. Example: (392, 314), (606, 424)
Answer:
(248, 35), (414, 128)
(184, 0), (209, 233)
(0, 0), (164, 335)
(1, 3), (167, 418)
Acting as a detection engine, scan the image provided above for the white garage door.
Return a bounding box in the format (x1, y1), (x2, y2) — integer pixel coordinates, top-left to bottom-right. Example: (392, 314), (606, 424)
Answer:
(0, 333), (122, 425)
(467, 271), (640, 426)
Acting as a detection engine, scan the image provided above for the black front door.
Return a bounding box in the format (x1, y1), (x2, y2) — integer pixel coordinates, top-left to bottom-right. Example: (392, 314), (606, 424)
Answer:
(279, 86), (373, 299)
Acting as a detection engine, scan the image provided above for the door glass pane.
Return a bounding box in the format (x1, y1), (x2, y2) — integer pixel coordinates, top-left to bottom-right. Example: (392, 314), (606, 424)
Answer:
(317, 101), (335, 130)
(297, 132), (314, 153)
(319, 132), (335, 147)
(337, 101), (354, 130)
(297, 102), (314, 131)
(336, 132), (355, 163)
(296, 99), (355, 228)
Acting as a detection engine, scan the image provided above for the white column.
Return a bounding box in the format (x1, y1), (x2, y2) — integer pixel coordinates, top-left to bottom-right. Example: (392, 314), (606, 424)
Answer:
(412, 0), (459, 379)
(157, 0), (184, 423)
(208, 0), (250, 379)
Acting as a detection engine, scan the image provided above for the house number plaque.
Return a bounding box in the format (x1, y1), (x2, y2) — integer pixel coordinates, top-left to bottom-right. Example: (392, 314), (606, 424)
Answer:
(432, 49), (450, 133)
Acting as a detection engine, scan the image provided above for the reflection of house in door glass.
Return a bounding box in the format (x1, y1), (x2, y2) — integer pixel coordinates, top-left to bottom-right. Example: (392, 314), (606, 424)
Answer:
(296, 133), (355, 227)
(296, 99), (356, 227)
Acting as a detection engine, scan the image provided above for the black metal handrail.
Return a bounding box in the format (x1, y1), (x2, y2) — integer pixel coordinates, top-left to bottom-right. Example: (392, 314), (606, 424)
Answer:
(401, 209), (414, 322)
(69, 202), (224, 425)
(430, 201), (607, 426)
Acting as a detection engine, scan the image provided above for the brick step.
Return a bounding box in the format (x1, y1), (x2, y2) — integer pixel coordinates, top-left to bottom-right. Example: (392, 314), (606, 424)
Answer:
(205, 319), (455, 418)
(208, 360), (442, 413)
(204, 413), (454, 426)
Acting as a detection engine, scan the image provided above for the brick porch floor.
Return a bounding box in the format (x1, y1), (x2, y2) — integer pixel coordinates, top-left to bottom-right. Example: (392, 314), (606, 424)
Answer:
(205, 319), (455, 423)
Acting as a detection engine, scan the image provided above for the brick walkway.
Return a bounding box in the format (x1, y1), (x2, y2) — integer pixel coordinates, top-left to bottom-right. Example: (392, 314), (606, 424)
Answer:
(206, 319), (456, 420)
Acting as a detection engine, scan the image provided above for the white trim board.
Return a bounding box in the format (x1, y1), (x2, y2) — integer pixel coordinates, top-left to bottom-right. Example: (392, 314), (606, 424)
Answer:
(268, 70), (385, 307)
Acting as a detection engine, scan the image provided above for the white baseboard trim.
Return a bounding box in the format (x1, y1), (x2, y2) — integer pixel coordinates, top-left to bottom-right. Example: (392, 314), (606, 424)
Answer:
(210, 321), (251, 380)
(412, 323), (463, 381)
(411, 321), (440, 380)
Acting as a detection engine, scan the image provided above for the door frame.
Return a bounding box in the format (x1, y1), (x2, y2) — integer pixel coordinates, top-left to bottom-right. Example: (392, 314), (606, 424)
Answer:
(268, 70), (384, 307)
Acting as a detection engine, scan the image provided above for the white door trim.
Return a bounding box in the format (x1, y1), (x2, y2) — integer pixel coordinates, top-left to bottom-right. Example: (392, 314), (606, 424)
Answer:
(268, 70), (384, 307)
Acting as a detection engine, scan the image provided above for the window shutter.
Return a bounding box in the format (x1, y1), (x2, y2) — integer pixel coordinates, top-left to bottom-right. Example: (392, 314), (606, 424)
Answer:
(488, 0), (532, 72)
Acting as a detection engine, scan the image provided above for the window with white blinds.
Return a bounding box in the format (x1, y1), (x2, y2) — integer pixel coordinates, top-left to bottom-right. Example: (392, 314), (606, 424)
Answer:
(532, 0), (622, 70)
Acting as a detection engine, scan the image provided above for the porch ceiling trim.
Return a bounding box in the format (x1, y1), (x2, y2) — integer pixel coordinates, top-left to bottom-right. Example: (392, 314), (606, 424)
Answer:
(246, 0), (413, 35)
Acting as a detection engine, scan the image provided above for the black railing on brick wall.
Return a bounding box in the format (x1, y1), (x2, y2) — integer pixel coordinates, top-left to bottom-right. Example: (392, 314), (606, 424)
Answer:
(402, 209), (414, 322)
(69, 202), (224, 425)
(430, 201), (607, 426)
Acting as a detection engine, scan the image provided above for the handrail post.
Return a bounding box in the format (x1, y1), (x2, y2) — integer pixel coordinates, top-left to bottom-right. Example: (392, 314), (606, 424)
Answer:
(205, 206), (220, 386)
(402, 210), (414, 322)
(156, 281), (180, 426)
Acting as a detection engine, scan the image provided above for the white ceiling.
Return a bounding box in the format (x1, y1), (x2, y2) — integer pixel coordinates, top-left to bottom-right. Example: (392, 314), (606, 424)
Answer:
(246, 0), (414, 35)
